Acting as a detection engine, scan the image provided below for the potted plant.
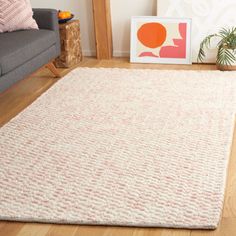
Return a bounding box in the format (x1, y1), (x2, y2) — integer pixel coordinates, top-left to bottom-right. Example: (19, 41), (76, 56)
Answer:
(198, 27), (236, 71)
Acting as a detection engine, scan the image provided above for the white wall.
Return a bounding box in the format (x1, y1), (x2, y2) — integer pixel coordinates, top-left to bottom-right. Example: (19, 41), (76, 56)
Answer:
(30, 0), (157, 57)
(158, 0), (236, 62)
(30, 0), (96, 56)
(111, 0), (157, 56)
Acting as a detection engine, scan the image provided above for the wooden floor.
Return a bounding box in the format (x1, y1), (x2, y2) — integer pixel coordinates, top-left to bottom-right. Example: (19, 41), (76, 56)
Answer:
(0, 57), (235, 236)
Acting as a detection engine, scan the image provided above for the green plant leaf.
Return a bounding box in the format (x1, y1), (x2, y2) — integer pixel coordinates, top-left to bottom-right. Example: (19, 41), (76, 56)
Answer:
(198, 27), (236, 64)
(217, 46), (236, 66)
(197, 34), (219, 62)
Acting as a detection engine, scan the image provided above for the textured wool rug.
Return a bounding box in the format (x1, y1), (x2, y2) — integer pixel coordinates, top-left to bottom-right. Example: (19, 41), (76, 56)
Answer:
(0, 68), (236, 229)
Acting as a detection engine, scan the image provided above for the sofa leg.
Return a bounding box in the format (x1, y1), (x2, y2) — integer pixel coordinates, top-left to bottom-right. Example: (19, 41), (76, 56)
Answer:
(46, 62), (61, 78)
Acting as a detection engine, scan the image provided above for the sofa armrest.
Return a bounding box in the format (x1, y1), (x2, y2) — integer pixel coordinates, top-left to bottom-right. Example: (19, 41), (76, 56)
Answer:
(33, 8), (61, 56)
(33, 8), (58, 31)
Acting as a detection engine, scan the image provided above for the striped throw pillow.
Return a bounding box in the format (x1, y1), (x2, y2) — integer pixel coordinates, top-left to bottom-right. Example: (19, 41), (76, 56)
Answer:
(0, 0), (38, 33)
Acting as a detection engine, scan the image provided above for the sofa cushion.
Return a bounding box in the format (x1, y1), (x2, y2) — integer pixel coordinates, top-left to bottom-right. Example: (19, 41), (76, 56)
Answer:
(0, 29), (56, 76)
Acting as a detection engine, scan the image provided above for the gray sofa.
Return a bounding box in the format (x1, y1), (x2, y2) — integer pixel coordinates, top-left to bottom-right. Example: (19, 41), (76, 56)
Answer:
(0, 9), (61, 93)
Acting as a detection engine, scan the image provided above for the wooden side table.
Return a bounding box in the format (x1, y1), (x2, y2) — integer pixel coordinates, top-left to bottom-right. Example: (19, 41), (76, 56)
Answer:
(55, 20), (83, 68)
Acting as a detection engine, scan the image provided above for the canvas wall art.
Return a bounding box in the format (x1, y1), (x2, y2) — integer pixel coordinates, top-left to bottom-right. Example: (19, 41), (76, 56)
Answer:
(157, 0), (236, 62)
(130, 17), (192, 64)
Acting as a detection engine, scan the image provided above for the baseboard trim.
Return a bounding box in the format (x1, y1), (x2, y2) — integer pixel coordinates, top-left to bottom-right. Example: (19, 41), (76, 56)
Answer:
(82, 50), (130, 58)
(113, 51), (130, 57)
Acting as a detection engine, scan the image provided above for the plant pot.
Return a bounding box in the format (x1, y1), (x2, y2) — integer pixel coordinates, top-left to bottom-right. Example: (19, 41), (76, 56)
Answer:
(217, 64), (236, 71)
(217, 48), (236, 71)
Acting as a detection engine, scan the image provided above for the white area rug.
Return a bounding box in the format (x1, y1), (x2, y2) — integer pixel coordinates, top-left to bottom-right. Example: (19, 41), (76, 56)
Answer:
(0, 68), (236, 229)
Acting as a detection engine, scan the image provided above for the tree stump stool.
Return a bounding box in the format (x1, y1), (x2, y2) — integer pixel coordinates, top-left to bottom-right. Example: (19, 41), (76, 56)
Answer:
(55, 20), (83, 68)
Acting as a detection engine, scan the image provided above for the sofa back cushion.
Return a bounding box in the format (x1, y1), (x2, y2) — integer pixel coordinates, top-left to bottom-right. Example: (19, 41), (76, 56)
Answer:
(0, 0), (38, 33)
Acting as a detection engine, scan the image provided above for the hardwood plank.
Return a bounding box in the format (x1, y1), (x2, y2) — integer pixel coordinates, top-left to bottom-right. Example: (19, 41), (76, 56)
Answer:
(0, 73), (58, 127)
(92, 0), (113, 59)
(0, 63), (81, 127)
(160, 230), (190, 236)
(191, 217), (236, 236)
(0, 222), (24, 236)
(0, 222), (7, 231)
(0, 57), (234, 236)
(74, 225), (109, 236)
(75, 226), (191, 236)
(223, 120), (236, 218)
(107, 227), (191, 236)
(16, 223), (51, 236)
(46, 225), (77, 236)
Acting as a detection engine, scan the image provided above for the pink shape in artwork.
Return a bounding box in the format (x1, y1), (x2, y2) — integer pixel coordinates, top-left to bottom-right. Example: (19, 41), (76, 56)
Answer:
(159, 23), (187, 59)
(139, 52), (159, 58)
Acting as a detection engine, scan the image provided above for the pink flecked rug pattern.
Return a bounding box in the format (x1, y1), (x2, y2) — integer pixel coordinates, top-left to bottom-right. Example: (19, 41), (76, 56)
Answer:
(0, 68), (236, 229)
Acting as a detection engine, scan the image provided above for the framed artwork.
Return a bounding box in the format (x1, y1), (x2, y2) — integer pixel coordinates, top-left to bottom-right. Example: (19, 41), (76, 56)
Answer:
(130, 17), (192, 64)
(157, 0), (236, 62)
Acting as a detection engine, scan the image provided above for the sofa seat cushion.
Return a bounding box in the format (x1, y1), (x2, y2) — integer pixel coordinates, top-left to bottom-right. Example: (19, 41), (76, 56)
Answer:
(0, 29), (56, 76)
